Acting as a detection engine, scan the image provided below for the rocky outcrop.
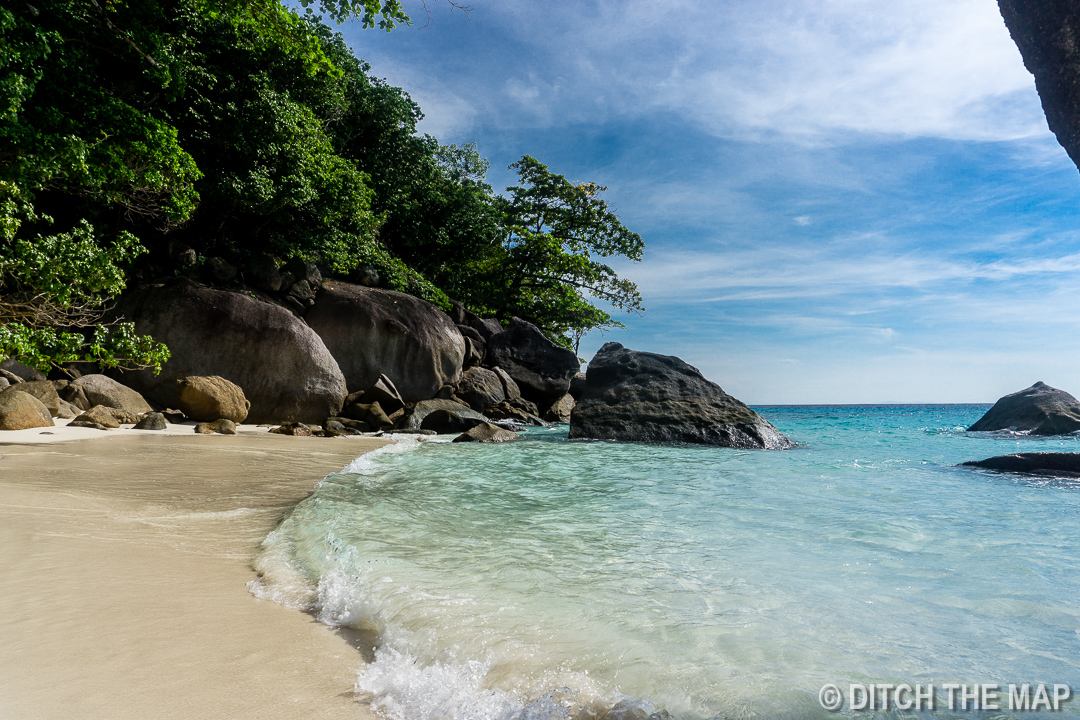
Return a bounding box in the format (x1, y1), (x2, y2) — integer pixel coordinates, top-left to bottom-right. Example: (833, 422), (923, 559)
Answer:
(0, 389), (54, 430)
(176, 376), (250, 423)
(63, 374), (154, 414)
(305, 281), (465, 403)
(114, 279), (346, 424)
(967, 382), (1080, 435)
(999, 1), (1080, 172)
(962, 452), (1080, 477)
(486, 318), (580, 406)
(569, 343), (792, 449)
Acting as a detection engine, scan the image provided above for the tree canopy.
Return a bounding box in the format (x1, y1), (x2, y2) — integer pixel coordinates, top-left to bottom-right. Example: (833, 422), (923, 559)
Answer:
(0, 0), (643, 372)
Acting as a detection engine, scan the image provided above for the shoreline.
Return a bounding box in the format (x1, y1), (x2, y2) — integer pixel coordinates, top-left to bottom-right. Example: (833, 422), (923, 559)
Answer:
(0, 430), (391, 719)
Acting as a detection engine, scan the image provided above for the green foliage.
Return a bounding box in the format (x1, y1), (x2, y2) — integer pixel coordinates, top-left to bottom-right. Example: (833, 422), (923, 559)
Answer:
(0, 182), (169, 373)
(0, 0), (644, 367)
(452, 156), (644, 344)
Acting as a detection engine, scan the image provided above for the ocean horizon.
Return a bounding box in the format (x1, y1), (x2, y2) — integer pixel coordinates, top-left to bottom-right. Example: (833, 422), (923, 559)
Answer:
(251, 404), (1080, 719)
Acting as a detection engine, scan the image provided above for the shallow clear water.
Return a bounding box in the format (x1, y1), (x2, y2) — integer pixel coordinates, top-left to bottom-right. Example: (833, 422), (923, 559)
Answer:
(251, 406), (1080, 719)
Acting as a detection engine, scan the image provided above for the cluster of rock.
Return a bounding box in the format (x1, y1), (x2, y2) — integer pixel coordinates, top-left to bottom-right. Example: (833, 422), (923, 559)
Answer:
(962, 382), (1080, 477)
(1, 257), (795, 450)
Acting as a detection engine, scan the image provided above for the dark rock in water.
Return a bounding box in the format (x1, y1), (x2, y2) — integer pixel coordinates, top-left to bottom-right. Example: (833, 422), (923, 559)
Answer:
(114, 279), (346, 424)
(486, 318), (580, 406)
(0, 358), (46, 382)
(0, 390), (54, 430)
(998, 0), (1080, 173)
(396, 399), (475, 429)
(455, 367), (505, 412)
(305, 281), (465, 404)
(419, 408), (488, 434)
(962, 452), (1080, 477)
(569, 343), (792, 449)
(134, 412), (167, 431)
(63, 374), (154, 414)
(6, 380), (60, 417)
(452, 422), (519, 443)
(543, 393), (575, 424)
(177, 376), (250, 423)
(569, 372), (587, 400)
(270, 422), (312, 436)
(967, 382), (1080, 435)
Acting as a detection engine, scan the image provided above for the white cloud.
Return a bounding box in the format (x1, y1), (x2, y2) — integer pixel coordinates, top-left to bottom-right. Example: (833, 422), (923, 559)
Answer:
(471, 0), (1045, 142)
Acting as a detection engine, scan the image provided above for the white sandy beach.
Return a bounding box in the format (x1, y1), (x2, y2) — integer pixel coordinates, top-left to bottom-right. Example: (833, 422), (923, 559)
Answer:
(0, 423), (390, 719)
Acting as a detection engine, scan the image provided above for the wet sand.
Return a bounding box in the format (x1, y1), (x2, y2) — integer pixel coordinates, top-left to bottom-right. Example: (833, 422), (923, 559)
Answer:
(0, 429), (391, 719)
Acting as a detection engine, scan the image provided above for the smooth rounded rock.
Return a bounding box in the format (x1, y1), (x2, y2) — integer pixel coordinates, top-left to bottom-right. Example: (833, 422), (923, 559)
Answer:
(177, 376), (250, 423)
(967, 382), (1080, 435)
(569, 343), (792, 449)
(0, 389), (54, 430)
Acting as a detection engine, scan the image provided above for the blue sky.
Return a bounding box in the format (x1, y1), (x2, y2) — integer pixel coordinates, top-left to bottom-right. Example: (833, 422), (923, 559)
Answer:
(333, 0), (1080, 403)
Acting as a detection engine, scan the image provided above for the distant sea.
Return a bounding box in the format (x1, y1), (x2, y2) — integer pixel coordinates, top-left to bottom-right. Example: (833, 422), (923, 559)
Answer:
(251, 405), (1080, 719)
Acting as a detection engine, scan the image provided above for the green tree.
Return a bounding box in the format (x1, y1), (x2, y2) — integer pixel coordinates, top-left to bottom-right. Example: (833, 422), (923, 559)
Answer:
(458, 156), (645, 346)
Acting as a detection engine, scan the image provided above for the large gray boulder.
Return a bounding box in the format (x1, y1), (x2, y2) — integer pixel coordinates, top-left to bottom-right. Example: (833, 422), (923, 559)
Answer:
(305, 281), (465, 403)
(64, 374), (153, 414)
(967, 382), (1080, 435)
(114, 279), (346, 424)
(0, 389), (54, 430)
(569, 343), (792, 449)
(998, 0), (1080, 173)
(486, 318), (580, 406)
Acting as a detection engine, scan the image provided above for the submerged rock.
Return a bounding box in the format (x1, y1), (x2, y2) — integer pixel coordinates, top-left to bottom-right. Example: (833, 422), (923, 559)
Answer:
(967, 382), (1080, 435)
(569, 343), (792, 449)
(962, 452), (1080, 477)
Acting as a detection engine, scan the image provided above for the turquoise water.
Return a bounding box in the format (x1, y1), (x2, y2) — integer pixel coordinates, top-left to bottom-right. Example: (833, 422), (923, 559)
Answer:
(251, 406), (1080, 719)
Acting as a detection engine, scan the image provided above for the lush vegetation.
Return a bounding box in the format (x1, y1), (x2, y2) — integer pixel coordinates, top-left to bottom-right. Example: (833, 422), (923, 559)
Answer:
(0, 0), (643, 372)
